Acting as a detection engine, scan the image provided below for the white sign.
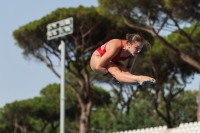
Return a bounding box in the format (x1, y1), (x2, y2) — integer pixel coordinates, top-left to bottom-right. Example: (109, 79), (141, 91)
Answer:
(46, 17), (73, 40)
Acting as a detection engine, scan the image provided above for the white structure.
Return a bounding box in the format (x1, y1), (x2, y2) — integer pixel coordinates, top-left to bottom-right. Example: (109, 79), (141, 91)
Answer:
(171, 121), (200, 133)
(46, 17), (73, 40)
(112, 126), (167, 133)
(46, 17), (73, 133)
(112, 121), (200, 133)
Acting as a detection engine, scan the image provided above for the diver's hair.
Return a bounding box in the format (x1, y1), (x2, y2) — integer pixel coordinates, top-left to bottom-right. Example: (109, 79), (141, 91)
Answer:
(126, 33), (150, 47)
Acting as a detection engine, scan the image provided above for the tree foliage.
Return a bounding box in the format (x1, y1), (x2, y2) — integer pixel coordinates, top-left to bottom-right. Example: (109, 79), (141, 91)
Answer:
(113, 100), (165, 132)
(0, 83), (113, 133)
(10, 3), (200, 132)
(102, 26), (199, 128)
(12, 5), (151, 133)
(97, 0), (200, 72)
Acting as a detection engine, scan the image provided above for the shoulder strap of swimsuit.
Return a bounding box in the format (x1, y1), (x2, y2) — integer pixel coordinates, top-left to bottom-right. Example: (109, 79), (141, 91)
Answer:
(103, 40), (122, 53)
(103, 42), (108, 51)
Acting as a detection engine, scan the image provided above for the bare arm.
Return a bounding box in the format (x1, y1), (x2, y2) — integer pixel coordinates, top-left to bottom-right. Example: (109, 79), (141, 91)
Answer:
(126, 56), (156, 86)
(126, 55), (137, 73)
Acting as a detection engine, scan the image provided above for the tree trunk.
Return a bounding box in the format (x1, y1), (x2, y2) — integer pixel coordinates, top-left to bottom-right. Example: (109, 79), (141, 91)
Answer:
(79, 95), (93, 133)
(197, 84), (200, 121)
(13, 116), (27, 133)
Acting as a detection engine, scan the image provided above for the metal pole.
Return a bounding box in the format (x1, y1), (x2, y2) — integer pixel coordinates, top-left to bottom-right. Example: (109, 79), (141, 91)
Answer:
(47, 17), (73, 133)
(60, 40), (66, 133)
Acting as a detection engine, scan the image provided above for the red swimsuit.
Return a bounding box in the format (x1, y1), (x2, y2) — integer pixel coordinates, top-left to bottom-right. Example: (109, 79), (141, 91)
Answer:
(96, 39), (132, 62)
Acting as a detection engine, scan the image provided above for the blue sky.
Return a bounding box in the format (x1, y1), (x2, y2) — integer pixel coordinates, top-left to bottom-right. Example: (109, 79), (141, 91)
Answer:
(0, 0), (199, 108)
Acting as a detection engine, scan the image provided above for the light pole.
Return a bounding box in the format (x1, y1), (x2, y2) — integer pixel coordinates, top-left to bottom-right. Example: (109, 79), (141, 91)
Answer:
(46, 17), (73, 133)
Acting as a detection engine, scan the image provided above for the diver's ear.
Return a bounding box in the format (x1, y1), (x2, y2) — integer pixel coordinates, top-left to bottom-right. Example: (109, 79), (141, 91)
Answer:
(127, 42), (131, 47)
